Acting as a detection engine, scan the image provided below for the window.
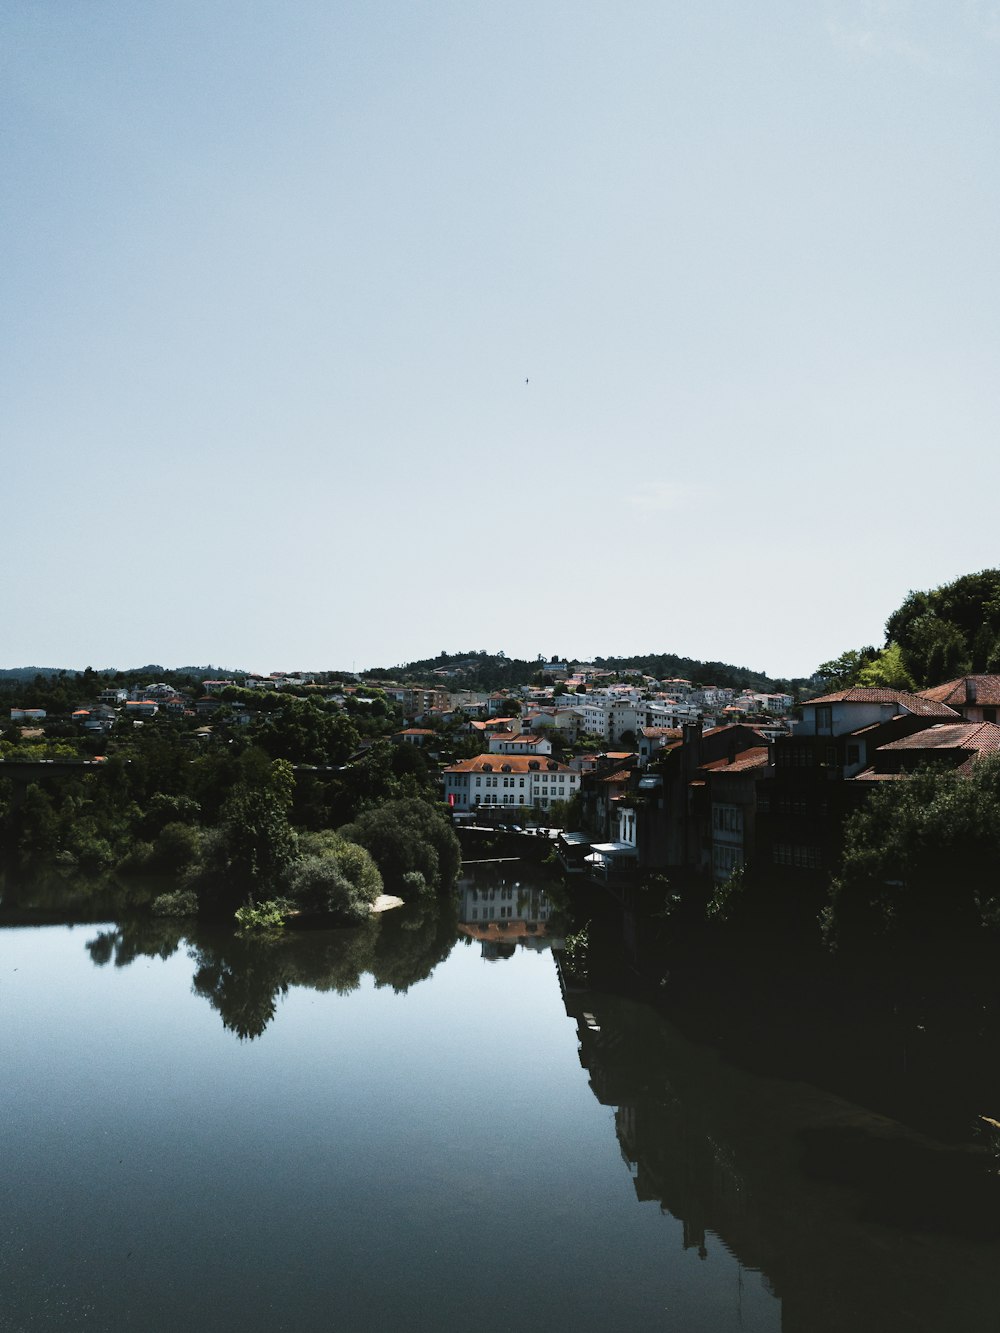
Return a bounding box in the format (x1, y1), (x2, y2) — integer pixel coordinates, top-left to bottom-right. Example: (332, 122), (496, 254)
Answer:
(773, 842), (822, 869)
(815, 705), (833, 734)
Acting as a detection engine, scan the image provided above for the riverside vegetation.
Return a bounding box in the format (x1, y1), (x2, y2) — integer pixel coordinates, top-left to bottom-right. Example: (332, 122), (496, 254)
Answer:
(0, 675), (460, 924)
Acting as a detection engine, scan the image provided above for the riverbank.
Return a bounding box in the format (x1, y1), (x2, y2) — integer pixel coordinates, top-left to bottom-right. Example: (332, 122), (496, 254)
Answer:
(567, 877), (1000, 1150)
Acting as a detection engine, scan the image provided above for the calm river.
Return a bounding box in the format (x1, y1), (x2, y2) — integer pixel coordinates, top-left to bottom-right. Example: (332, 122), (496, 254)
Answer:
(2, 869), (999, 1331)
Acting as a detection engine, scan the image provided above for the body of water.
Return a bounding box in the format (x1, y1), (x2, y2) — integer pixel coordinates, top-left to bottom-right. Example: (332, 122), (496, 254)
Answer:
(2, 871), (999, 1331)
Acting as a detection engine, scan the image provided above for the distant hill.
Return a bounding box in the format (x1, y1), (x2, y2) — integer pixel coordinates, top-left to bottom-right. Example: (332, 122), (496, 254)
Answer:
(0, 667), (73, 682)
(592, 654), (809, 695)
(0, 665), (244, 681)
(364, 649), (809, 695)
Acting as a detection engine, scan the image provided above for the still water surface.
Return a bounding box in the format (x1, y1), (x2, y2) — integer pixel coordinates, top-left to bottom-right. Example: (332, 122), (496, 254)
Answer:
(2, 878), (999, 1331)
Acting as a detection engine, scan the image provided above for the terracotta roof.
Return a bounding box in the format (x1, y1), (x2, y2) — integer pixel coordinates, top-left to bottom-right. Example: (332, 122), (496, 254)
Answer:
(701, 746), (771, 774)
(444, 755), (574, 774)
(919, 675), (1000, 708)
(877, 722), (1000, 754)
(599, 768), (632, 784)
(640, 727), (682, 739)
(458, 923), (552, 942)
(803, 687), (959, 718)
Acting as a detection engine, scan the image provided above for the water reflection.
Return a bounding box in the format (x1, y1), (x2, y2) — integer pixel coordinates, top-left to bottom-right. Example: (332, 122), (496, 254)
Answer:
(558, 963), (1000, 1333)
(85, 896), (459, 1040)
(78, 868), (563, 1040)
(456, 864), (565, 961)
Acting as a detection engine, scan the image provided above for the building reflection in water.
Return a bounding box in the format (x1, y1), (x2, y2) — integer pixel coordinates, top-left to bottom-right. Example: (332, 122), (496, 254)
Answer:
(456, 867), (564, 960)
(555, 956), (1000, 1333)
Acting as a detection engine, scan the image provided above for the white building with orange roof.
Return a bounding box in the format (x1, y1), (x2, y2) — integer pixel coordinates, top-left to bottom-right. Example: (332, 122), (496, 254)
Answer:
(443, 754), (580, 813)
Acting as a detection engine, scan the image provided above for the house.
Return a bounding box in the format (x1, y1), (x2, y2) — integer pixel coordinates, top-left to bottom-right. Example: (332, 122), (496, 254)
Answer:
(755, 687), (960, 876)
(125, 700), (159, 718)
(701, 747), (772, 882)
(600, 723), (772, 871)
(853, 721), (1000, 779)
(392, 727), (436, 746)
(201, 679), (237, 695)
(521, 708), (582, 741)
(487, 733), (552, 756)
(442, 754), (580, 814)
(638, 726), (681, 768)
(918, 675), (1000, 724)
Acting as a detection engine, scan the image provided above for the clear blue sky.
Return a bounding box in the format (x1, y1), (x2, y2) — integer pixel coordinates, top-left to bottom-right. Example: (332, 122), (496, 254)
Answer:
(5, 2), (999, 678)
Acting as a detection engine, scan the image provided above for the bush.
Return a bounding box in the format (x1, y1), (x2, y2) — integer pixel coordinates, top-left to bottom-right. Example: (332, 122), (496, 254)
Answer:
(338, 798), (460, 895)
(286, 836), (383, 921)
(234, 900), (286, 933)
(118, 840), (156, 875)
(401, 870), (432, 900)
(151, 889), (199, 918)
(151, 822), (202, 873)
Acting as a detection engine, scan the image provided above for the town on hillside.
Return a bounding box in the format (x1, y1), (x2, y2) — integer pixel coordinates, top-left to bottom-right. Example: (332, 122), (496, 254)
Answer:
(9, 651), (1000, 899)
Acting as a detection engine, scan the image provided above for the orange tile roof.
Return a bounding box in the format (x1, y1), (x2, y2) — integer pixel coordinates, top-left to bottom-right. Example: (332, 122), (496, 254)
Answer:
(444, 754), (574, 774)
(701, 746), (770, 773)
(805, 687), (965, 719)
(919, 676), (1000, 707)
(877, 722), (1000, 754)
(804, 687), (959, 718)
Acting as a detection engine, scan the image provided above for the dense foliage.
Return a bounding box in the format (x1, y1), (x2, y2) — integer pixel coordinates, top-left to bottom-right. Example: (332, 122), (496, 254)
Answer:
(824, 757), (1000, 948)
(0, 663), (458, 923)
(816, 568), (1000, 693)
(886, 570), (1000, 687)
(339, 798), (461, 898)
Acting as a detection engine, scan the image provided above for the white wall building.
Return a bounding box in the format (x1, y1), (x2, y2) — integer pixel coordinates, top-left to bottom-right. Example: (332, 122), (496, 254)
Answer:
(487, 733), (553, 756)
(443, 754), (580, 813)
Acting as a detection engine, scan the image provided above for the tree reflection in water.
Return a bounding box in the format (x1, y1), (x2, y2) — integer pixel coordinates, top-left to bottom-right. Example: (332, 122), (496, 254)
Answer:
(84, 897), (460, 1041)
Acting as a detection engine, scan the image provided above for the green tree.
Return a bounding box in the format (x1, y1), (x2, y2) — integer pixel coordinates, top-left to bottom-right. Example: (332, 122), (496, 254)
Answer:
(855, 643), (915, 691)
(824, 756), (1000, 948)
(220, 780), (298, 897)
(885, 570), (1000, 687)
(813, 647), (879, 692)
(339, 797), (460, 897)
(290, 832), (383, 919)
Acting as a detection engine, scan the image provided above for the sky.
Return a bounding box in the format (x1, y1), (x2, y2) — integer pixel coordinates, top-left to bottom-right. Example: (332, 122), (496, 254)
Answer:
(4, 1), (1000, 679)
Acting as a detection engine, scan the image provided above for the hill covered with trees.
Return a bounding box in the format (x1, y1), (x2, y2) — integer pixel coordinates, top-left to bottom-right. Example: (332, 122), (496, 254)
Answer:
(367, 648), (808, 694)
(815, 569), (1000, 693)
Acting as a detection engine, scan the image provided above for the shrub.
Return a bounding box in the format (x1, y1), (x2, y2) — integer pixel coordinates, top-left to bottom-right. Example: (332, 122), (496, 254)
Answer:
(151, 889), (199, 918)
(338, 798), (460, 895)
(287, 840), (382, 922)
(234, 900), (286, 933)
(401, 870), (432, 899)
(151, 822), (202, 873)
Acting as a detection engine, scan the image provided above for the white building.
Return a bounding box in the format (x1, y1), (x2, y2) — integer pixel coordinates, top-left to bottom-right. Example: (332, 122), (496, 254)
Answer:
(487, 733), (552, 756)
(443, 754), (580, 813)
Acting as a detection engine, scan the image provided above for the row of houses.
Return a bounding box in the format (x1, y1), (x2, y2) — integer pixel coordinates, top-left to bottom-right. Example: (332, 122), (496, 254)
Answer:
(563, 678), (1000, 886)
